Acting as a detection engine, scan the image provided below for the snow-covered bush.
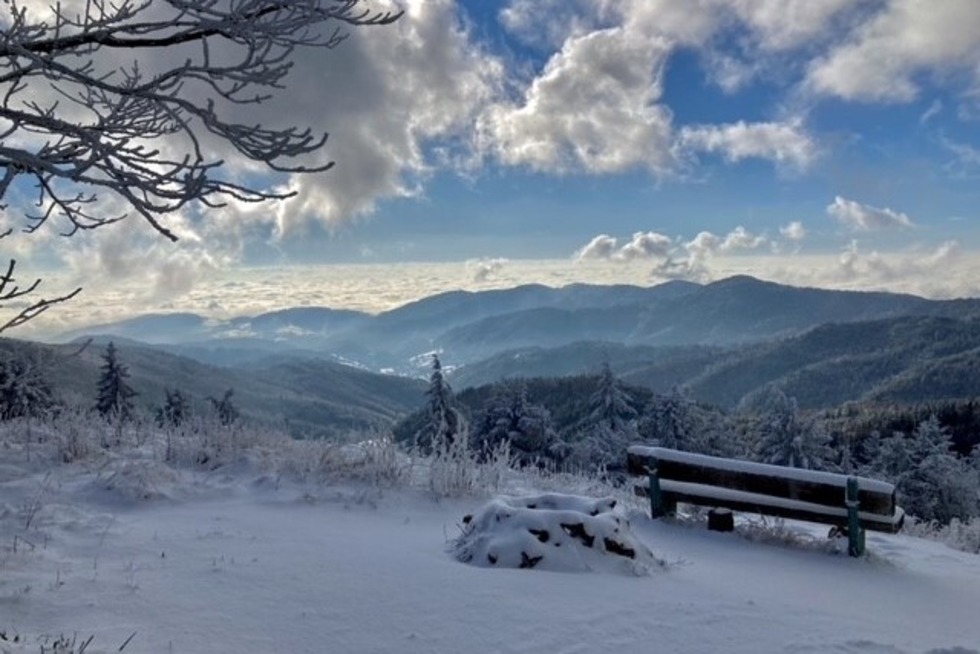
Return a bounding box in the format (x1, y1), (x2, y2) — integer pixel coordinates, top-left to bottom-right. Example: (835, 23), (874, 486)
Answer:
(452, 493), (664, 575)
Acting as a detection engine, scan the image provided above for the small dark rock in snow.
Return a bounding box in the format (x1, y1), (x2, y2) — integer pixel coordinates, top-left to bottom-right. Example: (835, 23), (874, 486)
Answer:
(520, 552), (544, 569)
(560, 522), (595, 548)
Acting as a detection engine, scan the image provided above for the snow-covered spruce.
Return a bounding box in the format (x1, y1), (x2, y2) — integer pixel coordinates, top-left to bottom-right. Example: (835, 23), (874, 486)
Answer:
(452, 493), (664, 575)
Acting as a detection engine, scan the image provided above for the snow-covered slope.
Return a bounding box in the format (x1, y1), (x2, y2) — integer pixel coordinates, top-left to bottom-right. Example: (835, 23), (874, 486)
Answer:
(2, 443), (979, 653)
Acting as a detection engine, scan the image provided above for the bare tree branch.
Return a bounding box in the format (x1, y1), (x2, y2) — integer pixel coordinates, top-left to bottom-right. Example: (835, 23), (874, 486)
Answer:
(0, 257), (82, 335)
(0, 0), (401, 332)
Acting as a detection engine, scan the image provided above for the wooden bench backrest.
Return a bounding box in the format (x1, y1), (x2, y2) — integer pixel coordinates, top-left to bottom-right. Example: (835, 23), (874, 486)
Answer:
(627, 446), (896, 518)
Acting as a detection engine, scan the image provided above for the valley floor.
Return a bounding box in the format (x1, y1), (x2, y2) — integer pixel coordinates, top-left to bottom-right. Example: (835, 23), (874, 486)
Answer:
(2, 456), (980, 654)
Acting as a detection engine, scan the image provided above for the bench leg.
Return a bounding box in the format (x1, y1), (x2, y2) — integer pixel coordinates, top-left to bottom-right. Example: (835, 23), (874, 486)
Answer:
(648, 466), (675, 518)
(846, 477), (866, 557)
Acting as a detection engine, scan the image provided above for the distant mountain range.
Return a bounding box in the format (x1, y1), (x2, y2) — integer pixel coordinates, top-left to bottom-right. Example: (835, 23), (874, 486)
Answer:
(31, 275), (979, 415)
(55, 276), (980, 377)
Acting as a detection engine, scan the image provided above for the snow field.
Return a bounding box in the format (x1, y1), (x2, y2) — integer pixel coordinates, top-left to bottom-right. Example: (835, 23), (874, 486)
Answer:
(2, 429), (980, 653)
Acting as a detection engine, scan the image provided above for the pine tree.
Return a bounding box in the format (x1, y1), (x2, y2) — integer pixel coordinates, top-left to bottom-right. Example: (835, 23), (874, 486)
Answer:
(885, 417), (978, 523)
(567, 362), (640, 472)
(157, 388), (190, 427)
(640, 387), (692, 450)
(751, 388), (834, 470)
(873, 431), (911, 479)
(95, 342), (137, 420)
(586, 361), (637, 432)
(417, 354), (465, 451)
(474, 380), (557, 465)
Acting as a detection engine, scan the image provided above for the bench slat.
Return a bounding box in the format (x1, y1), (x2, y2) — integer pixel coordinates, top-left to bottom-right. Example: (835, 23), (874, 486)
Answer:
(633, 479), (905, 534)
(627, 447), (896, 517)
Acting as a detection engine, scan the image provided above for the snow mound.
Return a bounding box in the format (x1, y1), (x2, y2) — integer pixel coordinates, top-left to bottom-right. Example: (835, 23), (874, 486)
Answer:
(452, 493), (664, 575)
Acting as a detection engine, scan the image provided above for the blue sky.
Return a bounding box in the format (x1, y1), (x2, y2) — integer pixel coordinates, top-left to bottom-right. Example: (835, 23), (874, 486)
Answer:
(8, 0), (980, 330)
(259, 0), (980, 265)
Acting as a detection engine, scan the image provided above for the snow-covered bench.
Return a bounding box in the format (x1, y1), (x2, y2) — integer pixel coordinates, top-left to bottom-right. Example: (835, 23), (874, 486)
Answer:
(626, 446), (905, 557)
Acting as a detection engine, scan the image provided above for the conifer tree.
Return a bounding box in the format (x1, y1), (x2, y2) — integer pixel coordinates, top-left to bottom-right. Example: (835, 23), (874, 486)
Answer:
(417, 354), (465, 450)
(95, 342), (137, 420)
(569, 362), (640, 472)
(750, 388), (834, 470)
(586, 361), (638, 432)
(474, 380), (557, 464)
(157, 388), (191, 427)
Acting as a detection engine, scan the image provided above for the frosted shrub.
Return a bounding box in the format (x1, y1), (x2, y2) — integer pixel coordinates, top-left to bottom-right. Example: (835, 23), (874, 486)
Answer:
(475, 439), (515, 495)
(162, 417), (280, 470)
(944, 517), (980, 554)
(305, 431), (408, 488)
(904, 516), (980, 555)
(428, 432), (479, 499)
(47, 405), (98, 463)
(355, 436), (406, 487)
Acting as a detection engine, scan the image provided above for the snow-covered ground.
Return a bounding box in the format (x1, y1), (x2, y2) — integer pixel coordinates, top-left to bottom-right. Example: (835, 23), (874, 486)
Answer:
(2, 436), (980, 653)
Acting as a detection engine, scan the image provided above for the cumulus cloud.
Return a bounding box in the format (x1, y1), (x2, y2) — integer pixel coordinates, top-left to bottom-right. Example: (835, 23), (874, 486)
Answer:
(482, 2), (831, 176)
(576, 234), (621, 261)
(480, 27), (676, 175)
(657, 226), (768, 281)
(779, 221), (807, 241)
(677, 119), (818, 171)
(806, 0), (980, 102)
(576, 231), (674, 262)
(249, 0), (504, 238)
(619, 231), (674, 261)
(575, 226), (767, 282)
(827, 196), (914, 231)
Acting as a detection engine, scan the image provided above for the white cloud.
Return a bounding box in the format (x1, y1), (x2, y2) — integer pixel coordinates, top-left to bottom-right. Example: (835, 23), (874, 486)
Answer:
(575, 226), (766, 282)
(678, 119), (818, 171)
(253, 0), (504, 238)
(499, 0), (600, 50)
(57, 216), (224, 304)
(658, 226), (768, 281)
(726, 0), (856, 51)
(780, 221), (807, 241)
(576, 234), (620, 261)
(619, 231), (674, 260)
(721, 226), (768, 251)
(827, 196), (914, 231)
(806, 0), (980, 102)
(835, 239), (961, 285)
(480, 27), (676, 175)
(576, 231), (674, 262)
